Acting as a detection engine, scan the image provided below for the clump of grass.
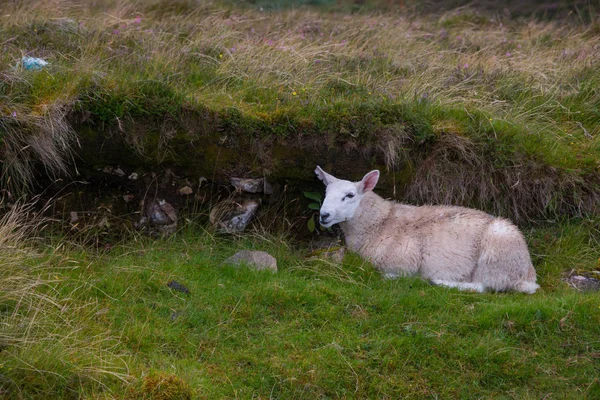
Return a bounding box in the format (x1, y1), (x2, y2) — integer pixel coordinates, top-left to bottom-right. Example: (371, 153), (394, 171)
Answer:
(0, 203), (129, 399)
(0, 100), (75, 194)
(128, 372), (192, 400)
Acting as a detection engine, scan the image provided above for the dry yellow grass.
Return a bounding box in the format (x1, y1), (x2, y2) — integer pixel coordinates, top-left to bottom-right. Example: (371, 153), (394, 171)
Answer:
(0, 203), (129, 398)
(0, 0), (598, 207)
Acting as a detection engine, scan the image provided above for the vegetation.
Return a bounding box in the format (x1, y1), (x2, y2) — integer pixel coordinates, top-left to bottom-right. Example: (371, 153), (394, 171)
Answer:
(1, 217), (599, 398)
(0, 0), (599, 219)
(0, 0), (599, 398)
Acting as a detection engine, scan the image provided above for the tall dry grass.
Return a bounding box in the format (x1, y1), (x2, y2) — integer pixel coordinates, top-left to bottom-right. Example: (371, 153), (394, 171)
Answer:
(0, 0), (598, 217)
(2, 1), (598, 139)
(0, 203), (129, 399)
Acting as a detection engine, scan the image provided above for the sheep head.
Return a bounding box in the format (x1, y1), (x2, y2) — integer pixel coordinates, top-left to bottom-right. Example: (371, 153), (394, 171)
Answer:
(315, 166), (380, 227)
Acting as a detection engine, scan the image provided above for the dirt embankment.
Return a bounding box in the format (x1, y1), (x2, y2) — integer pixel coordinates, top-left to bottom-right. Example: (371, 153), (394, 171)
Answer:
(33, 109), (598, 244)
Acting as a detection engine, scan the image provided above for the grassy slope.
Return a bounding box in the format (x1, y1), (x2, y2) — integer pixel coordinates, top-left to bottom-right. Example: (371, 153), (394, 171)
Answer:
(2, 223), (598, 399)
(1, 1), (600, 398)
(1, 1), (599, 177)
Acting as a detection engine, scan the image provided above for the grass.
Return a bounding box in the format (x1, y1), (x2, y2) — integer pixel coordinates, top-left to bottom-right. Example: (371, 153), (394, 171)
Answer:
(0, 0), (599, 220)
(0, 204), (129, 399)
(1, 218), (599, 398)
(0, 1), (600, 398)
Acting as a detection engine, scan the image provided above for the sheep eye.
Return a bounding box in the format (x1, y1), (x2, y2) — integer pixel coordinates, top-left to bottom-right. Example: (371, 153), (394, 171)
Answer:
(343, 193), (355, 201)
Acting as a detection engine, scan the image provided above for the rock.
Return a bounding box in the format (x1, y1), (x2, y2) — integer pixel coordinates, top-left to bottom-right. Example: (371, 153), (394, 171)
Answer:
(148, 200), (177, 225)
(566, 273), (600, 291)
(179, 186), (193, 196)
(209, 198), (260, 233)
(167, 280), (190, 294)
(231, 177), (273, 194)
(224, 250), (277, 272)
(113, 167), (125, 177)
(128, 172), (139, 180)
(97, 216), (109, 228)
(102, 166), (125, 177)
(140, 199), (178, 235)
(69, 211), (78, 224)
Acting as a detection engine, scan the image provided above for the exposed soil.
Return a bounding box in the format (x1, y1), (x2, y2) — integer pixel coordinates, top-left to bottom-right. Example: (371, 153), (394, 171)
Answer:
(29, 115), (600, 243)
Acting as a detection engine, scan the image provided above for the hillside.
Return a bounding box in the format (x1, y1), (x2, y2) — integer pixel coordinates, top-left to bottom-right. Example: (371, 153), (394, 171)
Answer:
(0, 1), (599, 399)
(1, 0), (599, 221)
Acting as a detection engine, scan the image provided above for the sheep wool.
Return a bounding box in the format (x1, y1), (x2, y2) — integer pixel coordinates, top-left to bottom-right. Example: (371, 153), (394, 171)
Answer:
(315, 166), (539, 294)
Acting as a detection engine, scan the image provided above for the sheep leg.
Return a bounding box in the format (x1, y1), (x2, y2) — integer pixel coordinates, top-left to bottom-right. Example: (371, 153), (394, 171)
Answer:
(431, 279), (486, 293)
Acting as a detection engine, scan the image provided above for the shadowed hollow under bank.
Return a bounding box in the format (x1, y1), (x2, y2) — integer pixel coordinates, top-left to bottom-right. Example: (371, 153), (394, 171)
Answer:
(66, 105), (600, 225)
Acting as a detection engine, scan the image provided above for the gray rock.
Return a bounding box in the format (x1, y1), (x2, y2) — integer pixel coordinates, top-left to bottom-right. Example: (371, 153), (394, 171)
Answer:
(209, 198), (260, 233)
(148, 200), (177, 226)
(231, 177), (273, 194)
(113, 167), (125, 177)
(167, 280), (190, 294)
(566, 273), (600, 291)
(224, 250), (277, 272)
(137, 199), (178, 235)
(102, 165), (125, 177)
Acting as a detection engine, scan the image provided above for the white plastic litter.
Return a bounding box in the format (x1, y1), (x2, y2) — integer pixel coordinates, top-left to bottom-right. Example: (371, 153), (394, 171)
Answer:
(22, 56), (49, 70)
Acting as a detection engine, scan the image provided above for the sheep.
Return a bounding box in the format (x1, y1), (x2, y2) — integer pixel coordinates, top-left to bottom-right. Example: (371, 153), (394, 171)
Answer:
(315, 166), (540, 294)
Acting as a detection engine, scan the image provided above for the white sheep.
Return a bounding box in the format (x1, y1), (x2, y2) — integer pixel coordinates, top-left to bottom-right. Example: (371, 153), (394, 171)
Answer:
(315, 166), (540, 293)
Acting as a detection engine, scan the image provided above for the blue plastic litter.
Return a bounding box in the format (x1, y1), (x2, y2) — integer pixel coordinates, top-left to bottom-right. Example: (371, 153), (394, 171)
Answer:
(22, 56), (49, 70)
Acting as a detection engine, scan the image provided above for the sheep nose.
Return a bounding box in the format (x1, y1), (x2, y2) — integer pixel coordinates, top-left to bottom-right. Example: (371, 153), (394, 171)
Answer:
(320, 212), (330, 223)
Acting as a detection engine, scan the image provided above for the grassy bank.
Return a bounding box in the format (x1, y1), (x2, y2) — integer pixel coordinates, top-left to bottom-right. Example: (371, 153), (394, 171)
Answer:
(0, 0), (599, 220)
(1, 2), (600, 398)
(1, 218), (599, 398)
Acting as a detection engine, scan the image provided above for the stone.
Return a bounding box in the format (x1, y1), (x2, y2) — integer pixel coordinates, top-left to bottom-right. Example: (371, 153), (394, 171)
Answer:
(139, 199), (178, 235)
(128, 172), (139, 180)
(167, 280), (190, 294)
(123, 194), (135, 203)
(179, 186), (193, 196)
(113, 167), (125, 177)
(224, 250), (277, 272)
(566, 273), (600, 291)
(102, 166), (125, 177)
(147, 200), (177, 225)
(230, 177), (273, 194)
(209, 198), (260, 233)
(97, 216), (109, 228)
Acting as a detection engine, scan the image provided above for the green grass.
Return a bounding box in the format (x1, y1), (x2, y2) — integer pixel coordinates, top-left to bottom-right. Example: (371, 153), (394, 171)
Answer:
(1, 1), (599, 202)
(2, 220), (599, 399)
(1, 1), (600, 397)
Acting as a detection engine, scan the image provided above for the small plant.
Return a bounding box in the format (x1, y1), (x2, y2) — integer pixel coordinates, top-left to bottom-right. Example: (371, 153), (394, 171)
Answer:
(129, 372), (192, 400)
(303, 191), (323, 233)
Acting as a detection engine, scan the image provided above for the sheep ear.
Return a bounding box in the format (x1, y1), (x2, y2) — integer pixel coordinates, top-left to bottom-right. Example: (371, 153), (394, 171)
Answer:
(315, 165), (337, 186)
(358, 170), (380, 193)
